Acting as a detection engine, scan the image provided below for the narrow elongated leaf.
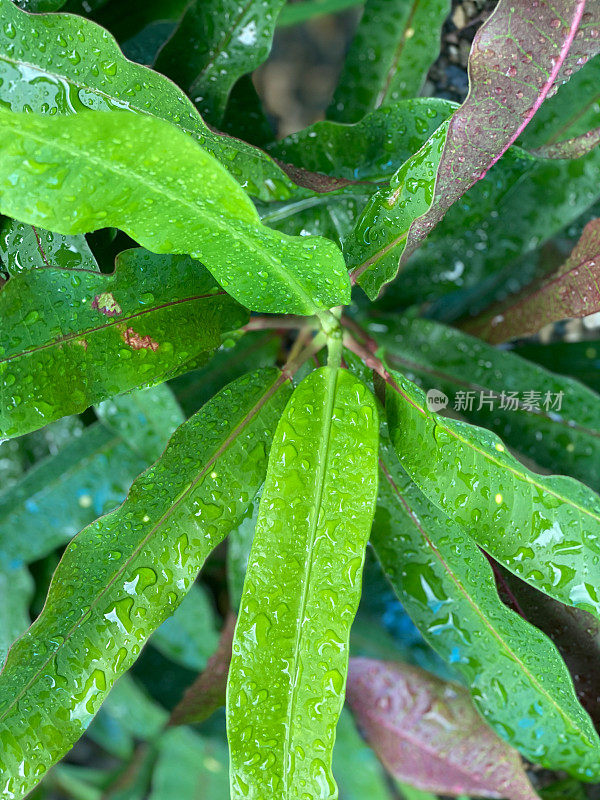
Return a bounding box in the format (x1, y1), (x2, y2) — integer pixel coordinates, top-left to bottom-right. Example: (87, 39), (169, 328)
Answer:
(150, 584), (219, 672)
(0, 108), (350, 316)
(531, 128), (600, 159)
(362, 314), (600, 489)
(385, 370), (600, 622)
(520, 55), (600, 150)
(327, 0), (450, 123)
(170, 612), (236, 726)
(96, 384), (184, 463)
(0, 248), (246, 438)
(227, 490), (261, 609)
(0, 566), (33, 666)
(463, 217), (600, 343)
(155, 0), (285, 125)
(347, 658), (539, 800)
(268, 98), (456, 183)
(0, 423), (146, 568)
(0, 369), (291, 798)
(0, 219), (98, 275)
(227, 367), (379, 799)
(515, 339), (600, 395)
(374, 430), (600, 777)
(0, 0), (299, 202)
(347, 0), (600, 298)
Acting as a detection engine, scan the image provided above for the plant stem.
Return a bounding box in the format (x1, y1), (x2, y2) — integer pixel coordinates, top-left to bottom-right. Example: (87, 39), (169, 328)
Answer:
(243, 315), (316, 332)
(282, 332), (328, 380)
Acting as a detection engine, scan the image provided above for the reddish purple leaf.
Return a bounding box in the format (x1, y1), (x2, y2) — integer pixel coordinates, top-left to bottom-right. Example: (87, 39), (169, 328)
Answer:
(346, 658), (539, 800)
(531, 127), (600, 158)
(169, 613), (236, 727)
(462, 217), (600, 343)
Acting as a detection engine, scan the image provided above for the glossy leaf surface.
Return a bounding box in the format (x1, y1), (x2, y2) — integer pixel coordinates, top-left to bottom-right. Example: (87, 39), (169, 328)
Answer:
(0, 109), (350, 315)
(0, 219), (98, 275)
(0, 567), (33, 667)
(327, 0), (450, 122)
(346, 658), (539, 800)
(0, 248), (245, 438)
(0, 369), (291, 798)
(0, 0), (300, 203)
(385, 370), (600, 621)
(347, 0), (600, 298)
(227, 367), (379, 799)
(364, 314), (600, 490)
(155, 0), (285, 125)
(374, 430), (600, 777)
(463, 217), (600, 343)
(268, 98), (456, 182)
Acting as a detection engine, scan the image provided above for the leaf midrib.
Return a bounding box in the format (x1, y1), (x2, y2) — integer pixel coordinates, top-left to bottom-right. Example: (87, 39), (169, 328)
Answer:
(380, 457), (598, 749)
(283, 366), (338, 796)
(391, 374), (600, 525)
(0, 372), (287, 724)
(0, 114), (317, 313)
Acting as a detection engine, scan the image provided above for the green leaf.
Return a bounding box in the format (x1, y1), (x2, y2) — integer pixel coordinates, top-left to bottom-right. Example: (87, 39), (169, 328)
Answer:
(0, 566), (33, 666)
(462, 217), (600, 343)
(227, 367), (379, 799)
(0, 368), (291, 797)
(227, 490), (261, 610)
(150, 583), (219, 672)
(0, 247), (246, 438)
(362, 314), (600, 490)
(327, 0), (450, 123)
(374, 427), (600, 777)
(384, 370), (600, 623)
(520, 54), (600, 150)
(0, 423), (146, 568)
(268, 98), (456, 183)
(0, 219), (98, 275)
(154, 0), (285, 126)
(220, 75), (275, 148)
(96, 384), (185, 463)
(332, 708), (393, 800)
(347, 0), (600, 298)
(0, 108), (350, 316)
(0, 0), (301, 203)
(278, 0), (362, 27)
(149, 727), (229, 800)
(515, 339), (600, 396)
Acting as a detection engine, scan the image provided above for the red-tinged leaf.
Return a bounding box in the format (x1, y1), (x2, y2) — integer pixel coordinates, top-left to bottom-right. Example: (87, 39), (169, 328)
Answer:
(348, 0), (600, 297)
(531, 127), (600, 158)
(346, 658), (540, 800)
(168, 613), (236, 726)
(402, 0), (599, 259)
(462, 217), (600, 343)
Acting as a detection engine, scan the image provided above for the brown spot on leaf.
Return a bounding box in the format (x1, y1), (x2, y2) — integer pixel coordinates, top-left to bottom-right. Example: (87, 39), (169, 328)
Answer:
(122, 327), (159, 351)
(92, 291), (122, 316)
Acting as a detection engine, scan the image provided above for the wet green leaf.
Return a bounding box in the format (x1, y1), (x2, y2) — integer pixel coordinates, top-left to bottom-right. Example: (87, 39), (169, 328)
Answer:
(347, 0), (600, 298)
(0, 108), (350, 316)
(515, 339), (600, 396)
(327, 0), (450, 123)
(0, 422), (146, 568)
(278, 0), (362, 27)
(0, 219), (98, 275)
(96, 384), (184, 463)
(0, 368), (291, 797)
(374, 427), (600, 778)
(0, 0), (300, 203)
(363, 314), (600, 490)
(0, 248), (246, 438)
(227, 490), (261, 610)
(227, 367), (379, 799)
(154, 0), (285, 126)
(268, 98), (456, 183)
(385, 370), (600, 623)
